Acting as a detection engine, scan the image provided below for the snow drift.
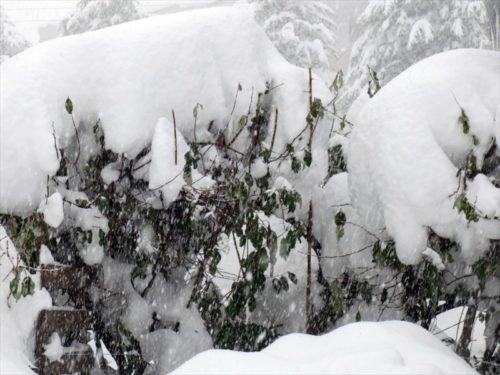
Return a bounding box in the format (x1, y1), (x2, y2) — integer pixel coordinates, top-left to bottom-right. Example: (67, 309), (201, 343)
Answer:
(171, 320), (477, 374)
(348, 49), (500, 265)
(0, 5), (328, 215)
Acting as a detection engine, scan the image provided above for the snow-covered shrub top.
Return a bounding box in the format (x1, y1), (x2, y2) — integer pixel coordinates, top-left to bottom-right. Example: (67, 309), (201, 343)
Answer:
(0, 5), (328, 215)
(348, 49), (500, 265)
(172, 320), (477, 374)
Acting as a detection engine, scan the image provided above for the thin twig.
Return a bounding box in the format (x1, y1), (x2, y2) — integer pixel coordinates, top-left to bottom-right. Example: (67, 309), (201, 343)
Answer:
(70, 114), (81, 165)
(172, 110), (178, 166)
(270, 108), (278, 155)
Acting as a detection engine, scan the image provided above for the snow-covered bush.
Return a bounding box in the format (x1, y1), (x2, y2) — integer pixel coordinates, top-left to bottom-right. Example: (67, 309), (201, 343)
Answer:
(0, 6), (338, 373)
(347, 48), (500, 370)
(0, 3), (497, 374)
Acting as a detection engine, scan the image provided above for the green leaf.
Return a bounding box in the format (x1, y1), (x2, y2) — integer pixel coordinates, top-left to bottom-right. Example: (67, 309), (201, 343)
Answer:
(279, 236), (291, 259)
(21, 276), (35, 297)
(98, 229), (106, 246)
(334, 211), (346, 227)
(458, 108), (469, 134)
(355, 311), (362, 321)
(381, 288), (388, 304)
(329, 280), (343, 318)
(367, 67), (381, 97)
(339, 115), (346, 131)
(272, 278), (282, 293)
(472, 135), (479, 146)
(453, 193), (479, 222)
(303, 150), (312, 167)
(65, 97), (73, 115)
(291, 157), (302, 174)
(280, 276), (289, 291)
(335, 210), (346, 240)
(75, 199), (90, 208)
(268, 230), (278, 266)
(183, 171), (193, 185)
(209, 251), (222, 275)
(193, 103), (203, 119)
(310, 98), (324, 119)
(239, 115), (248, 129)
(330, 70), (344, 93)
(9, 278), (19, 299)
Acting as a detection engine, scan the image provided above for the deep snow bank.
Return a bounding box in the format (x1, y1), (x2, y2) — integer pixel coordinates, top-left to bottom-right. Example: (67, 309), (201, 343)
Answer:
(0, 5), (328, 215)
(171, 321), (477, 374)
(348, 49), (500, 265)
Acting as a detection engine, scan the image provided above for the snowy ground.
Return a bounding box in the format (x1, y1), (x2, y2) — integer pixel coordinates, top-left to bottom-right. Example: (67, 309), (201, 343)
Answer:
(171, 321), (478, 374)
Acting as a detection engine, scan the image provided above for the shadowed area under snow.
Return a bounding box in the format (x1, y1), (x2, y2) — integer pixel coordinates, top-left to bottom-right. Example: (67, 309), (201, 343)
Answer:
(171, 321), (477, 374)
(0, 4), (328, 215)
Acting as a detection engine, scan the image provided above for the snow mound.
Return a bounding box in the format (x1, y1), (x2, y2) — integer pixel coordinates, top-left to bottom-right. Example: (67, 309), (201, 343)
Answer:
(348, 49), (500, 264)
(171, 321), (477, 374)
(0, 5), (327, 215)
(38, 192), (64, 228)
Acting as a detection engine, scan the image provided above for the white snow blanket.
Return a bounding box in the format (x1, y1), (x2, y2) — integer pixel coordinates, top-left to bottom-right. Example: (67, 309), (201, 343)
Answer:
(0, 5), (328, 215)
(348, 49), (500, 265)
(171, 320), (477, 374)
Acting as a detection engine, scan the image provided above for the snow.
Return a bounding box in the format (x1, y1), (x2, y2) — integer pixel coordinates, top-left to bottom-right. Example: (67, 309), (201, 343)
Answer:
(39, 244), (56, 265)
(38, 192), (64, 228)
(100, 162), (120, 185)
(431, 306), (486, 359)
(422, 248), (445, 271)
(467, 173), (500, 218)
(408, 18), (434, 48)
(214, 212), (320, 333)
(0, 4), (328, 216)
(171, 321), (477, 374)
(149, 117), (189, 205)
(43, 333), (64, 363)
(140, 271), (212, 373)
(101, 258), (212, 374)
(348, 49), (500, 265)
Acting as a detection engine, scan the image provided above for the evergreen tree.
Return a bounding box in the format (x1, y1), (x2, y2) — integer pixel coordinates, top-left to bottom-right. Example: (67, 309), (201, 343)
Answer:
(247, 0), (338, 78)
(340, 0), (492, 110)
(60, 0), (142, 36)
(0, 6), (31, 59)
(484, 0), (500, 49)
